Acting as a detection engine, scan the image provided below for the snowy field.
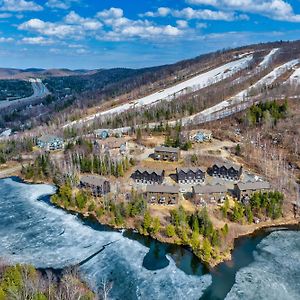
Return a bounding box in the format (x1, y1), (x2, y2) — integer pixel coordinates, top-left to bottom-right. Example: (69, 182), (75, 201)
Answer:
(64, 54), (253, 127)
(0, 178), (211, 300)
(226, 230), (300, 300)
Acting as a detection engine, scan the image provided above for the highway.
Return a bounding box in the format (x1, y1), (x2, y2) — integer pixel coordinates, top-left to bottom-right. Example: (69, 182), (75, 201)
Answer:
(0, 78), (50, 110)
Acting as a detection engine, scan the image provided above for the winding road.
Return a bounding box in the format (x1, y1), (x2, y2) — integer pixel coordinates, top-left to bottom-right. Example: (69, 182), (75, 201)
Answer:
(0, 78), (50, 110)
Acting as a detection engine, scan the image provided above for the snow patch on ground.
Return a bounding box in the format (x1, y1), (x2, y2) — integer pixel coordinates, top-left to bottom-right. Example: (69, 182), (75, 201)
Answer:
(225, 231), (300, 300)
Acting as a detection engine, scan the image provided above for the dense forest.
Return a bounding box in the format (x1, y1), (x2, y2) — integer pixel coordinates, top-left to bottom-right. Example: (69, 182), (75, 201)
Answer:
(0, 80), (33, 101)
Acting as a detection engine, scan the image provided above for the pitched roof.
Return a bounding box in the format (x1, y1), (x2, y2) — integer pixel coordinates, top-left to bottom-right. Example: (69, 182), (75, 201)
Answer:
(155, 146), (180, 153)
(80, 175), (108, 186)
(177, 167), (206, 174)
(214, 162), (242, 171)
(236, 181), (270, 191)
(146, 185), (179, 194)
(134, 168), (164, 176)
(193, 184), (227, 194)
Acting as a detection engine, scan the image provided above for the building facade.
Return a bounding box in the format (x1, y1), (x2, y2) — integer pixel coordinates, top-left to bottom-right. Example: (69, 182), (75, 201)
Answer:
(193, 184), (227, 205)
(176, 167), (206, 184)
(131, 168), (165, 185)
(79, 175), (111, 197)
(208, 162), (243, 180)
(37, 135), (64, 151)
(234, 181), (271, 203)
(154, 146), (180, 162)
(145, 185), (179, 205)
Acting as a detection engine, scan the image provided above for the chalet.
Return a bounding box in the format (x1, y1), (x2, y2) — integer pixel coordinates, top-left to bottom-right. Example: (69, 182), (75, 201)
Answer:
(193, 130), (212, 143)
(131, 168), (165, 185)
(193, 184), (227, 205)
(146, 185), (179, 205)
(176, 167), (206, 184)
(208, 162), (243, 180)
(98, 137), (128, 155)
(154, 146), (180, 162)
(94, 129), (110, 139)
(234, 181), (271, 203)
(79, 175), (111, 197)
(37, 135), (64, 151)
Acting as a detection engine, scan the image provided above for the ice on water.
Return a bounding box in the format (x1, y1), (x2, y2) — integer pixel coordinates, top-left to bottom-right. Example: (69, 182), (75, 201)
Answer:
(226, 230), (300, 300)
(0, 178), (211, 299)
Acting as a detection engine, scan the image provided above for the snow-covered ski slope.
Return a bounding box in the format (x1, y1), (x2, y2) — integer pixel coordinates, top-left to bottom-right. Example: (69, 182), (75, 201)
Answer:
(287, 66), (300, 84)
(64, 54), (253, 127)
(180, 58), (299, 125)
(258, 48), (279, 68)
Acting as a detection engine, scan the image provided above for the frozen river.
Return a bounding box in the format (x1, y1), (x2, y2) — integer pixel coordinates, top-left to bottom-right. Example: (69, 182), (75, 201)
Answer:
(0, 177), (299, 300)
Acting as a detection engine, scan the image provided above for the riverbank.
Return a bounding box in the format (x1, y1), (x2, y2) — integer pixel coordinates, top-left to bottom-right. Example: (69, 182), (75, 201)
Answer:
(4, 173), (300, 268)
(49, 193), (300, 268)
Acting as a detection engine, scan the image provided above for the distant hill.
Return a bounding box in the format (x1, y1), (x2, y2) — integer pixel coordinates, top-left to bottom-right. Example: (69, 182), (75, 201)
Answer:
(0, 68), (95, 80)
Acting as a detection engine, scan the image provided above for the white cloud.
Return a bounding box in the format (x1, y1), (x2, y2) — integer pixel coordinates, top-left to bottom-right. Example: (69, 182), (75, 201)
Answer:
(0, 0), (42, 12)
(0, 12), (11, 17)
(18, 18), (81, 38)
(96, 7), (124, 19)
(143, 6), (242, 21)
(176, 20), (189, 28)
(46, 0), (80, 10)
(64, 11), (102, 30)
(21, 36), (54, 45)
(186, 0), (300, 22)
(0, 36), (13, 42)
(96, 7), (184, 40)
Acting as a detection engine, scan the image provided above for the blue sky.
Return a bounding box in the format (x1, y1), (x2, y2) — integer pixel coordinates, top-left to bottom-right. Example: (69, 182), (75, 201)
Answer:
(0, 0), (300, 69)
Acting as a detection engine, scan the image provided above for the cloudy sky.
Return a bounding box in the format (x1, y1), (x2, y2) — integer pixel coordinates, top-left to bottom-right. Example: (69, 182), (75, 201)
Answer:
(0, 0), (300, 69)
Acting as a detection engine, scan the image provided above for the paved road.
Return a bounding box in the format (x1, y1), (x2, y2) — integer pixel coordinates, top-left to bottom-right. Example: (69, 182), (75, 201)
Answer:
(0, 79), (50, 110)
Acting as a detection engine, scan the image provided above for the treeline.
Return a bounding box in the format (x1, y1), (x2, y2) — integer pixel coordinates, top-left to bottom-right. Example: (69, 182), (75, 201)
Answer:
(0, 138), (34, 164)
(52, 185), (148, 227)
(21, 154), (56, 181)
(72, 153), (132, 178)
(222, 191), (284, 223)
(0, 263), (95, 300)
(245, 100), (288, 126)
(141, 206), (229, 263)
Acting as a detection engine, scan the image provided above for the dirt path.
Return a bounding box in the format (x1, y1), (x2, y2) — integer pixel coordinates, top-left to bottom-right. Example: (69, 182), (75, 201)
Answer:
(0, 165), (22, 178)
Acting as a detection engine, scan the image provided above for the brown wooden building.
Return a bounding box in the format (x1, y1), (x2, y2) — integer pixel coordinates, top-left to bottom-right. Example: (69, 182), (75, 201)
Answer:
(131, 168), (165, 184)
(193, 184), (227, 205)
(234, 181), (271, 203)
(154, 146), (180, 162)
(79, 175), (111, 197)
(145, 185), (179, 205)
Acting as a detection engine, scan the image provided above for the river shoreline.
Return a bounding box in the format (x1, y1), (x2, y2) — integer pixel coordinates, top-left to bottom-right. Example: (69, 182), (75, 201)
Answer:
(3, 175), (300, 268)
